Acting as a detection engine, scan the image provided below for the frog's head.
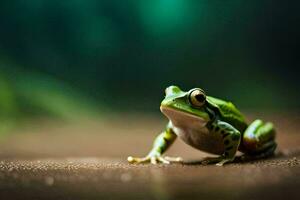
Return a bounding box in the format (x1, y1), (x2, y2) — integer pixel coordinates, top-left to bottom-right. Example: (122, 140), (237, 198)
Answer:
(160, 86), (211, 127)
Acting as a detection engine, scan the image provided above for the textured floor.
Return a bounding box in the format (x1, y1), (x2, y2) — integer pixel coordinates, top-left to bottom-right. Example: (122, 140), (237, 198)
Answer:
(0, 114), (299, 200)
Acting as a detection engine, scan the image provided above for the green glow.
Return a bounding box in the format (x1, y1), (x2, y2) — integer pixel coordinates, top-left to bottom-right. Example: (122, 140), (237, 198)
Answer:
(139, 0), (195, 35)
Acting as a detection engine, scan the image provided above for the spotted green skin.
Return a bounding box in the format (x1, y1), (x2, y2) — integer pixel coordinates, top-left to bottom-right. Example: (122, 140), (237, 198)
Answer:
(128, 86), (276, 166)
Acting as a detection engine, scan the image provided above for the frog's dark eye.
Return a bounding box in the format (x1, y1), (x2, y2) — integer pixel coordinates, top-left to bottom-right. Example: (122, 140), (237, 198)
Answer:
(189, 89), (206, 107)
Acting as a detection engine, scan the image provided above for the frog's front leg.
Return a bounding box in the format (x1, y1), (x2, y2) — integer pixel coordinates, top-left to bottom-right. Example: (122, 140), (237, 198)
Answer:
(128, 124), (181, 164)
(203, 120), (241, 166)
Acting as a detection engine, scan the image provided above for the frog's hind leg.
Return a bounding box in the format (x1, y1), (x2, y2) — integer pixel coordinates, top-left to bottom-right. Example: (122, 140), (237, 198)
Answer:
(242, 119), (277, 159)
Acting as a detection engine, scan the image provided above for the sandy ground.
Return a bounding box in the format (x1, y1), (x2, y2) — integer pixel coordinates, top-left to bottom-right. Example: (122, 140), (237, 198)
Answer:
(0, 113), (299, 200)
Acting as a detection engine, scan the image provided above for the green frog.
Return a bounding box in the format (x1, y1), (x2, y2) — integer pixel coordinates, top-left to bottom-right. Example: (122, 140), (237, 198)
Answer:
(128, 86), (276, 166)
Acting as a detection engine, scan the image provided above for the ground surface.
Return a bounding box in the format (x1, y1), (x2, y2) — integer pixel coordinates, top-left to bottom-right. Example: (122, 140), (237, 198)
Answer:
(0, 113), (299, 200)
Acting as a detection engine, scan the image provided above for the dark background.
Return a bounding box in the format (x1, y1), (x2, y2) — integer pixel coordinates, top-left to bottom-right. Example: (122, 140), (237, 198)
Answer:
(0, 0), (299, 126)
(0, 2), (300, 200)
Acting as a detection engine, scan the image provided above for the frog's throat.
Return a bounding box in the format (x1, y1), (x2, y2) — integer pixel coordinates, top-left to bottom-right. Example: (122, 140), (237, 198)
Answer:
(160, 106), (208, 128)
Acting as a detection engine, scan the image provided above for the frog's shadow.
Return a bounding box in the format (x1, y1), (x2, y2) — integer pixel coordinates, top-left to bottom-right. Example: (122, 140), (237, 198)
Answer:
(182, 150), (298, 165)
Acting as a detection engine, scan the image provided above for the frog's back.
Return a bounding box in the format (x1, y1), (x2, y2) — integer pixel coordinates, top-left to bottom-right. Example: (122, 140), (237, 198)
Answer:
(207, 96), (248, 132)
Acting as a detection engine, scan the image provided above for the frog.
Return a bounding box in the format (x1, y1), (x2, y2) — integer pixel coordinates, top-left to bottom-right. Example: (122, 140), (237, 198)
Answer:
(128, 85), (277, 166)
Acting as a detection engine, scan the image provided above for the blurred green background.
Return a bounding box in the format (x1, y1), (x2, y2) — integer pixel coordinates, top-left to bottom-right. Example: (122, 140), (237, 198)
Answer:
(0, 1), (299, 131)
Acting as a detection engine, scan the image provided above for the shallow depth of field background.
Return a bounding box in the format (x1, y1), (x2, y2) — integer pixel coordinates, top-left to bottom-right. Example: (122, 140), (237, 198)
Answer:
(0, 2), (300, 200)
(0, 0), (299, 134)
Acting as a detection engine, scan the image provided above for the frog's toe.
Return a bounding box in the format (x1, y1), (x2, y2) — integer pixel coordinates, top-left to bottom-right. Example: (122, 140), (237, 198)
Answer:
(216, 158), (234, 166)
(201, 156), (234, 166)
(150, 157), (158, 164)
(158, 157), (171, 164)
(150, 157), (169, 164)
(164, 156), (183, 163)
(150, 156), (172, 164)
(127, 156), (135, 163)
(127, 156), (150, 164)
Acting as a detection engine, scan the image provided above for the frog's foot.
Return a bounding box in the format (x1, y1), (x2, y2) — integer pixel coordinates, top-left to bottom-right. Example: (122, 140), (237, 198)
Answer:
(164, 156), (183, 162)
(127, 156), (182, 165)
(241, 141), (277, 161)
(201, 156), (234, 166)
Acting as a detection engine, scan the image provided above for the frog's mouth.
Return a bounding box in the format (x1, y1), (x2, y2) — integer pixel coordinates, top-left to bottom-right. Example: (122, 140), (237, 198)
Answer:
(160, 106), (209, 128)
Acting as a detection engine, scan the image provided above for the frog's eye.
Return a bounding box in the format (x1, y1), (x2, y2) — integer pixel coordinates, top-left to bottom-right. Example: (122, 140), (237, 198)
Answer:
(189, 89), (206, 107)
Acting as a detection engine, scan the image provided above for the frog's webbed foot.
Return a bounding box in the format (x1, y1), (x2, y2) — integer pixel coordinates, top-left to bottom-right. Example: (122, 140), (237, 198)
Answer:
(201, 156), (234, 166)
(127, 155), (182, 165)
(215, 158), (235, 166)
